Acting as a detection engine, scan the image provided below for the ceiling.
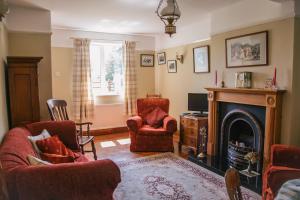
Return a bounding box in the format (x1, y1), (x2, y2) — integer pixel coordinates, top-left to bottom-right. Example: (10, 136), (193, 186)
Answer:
(8, 0), (242, 34)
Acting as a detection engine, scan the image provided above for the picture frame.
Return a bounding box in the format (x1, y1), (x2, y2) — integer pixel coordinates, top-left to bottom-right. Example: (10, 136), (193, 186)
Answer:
(140, 54), (154, 67)
(225, 31), (268, 68)
(193, 45), (210, 73)
(167, 60), (177, 73)
(157, 52), (166, 65)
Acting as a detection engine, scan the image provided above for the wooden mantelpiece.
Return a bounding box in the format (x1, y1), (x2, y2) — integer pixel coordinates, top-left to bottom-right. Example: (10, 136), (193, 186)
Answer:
(205, 87), (285, 170)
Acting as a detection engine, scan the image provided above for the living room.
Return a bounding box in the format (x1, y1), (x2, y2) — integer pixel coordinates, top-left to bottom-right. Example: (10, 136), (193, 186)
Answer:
(0, 0), (300, 199)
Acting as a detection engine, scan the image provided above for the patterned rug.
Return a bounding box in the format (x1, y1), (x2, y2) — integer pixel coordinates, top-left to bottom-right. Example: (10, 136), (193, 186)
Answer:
(113, 153), (260, 200)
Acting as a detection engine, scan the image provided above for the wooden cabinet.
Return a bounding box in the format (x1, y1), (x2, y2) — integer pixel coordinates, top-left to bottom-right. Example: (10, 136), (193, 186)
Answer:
(179, 114), (208, 155)
(6, 56), (43, 128)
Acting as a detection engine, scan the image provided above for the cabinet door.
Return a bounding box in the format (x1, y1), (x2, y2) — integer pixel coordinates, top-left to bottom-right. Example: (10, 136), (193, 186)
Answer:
(8, 67), (40, 127)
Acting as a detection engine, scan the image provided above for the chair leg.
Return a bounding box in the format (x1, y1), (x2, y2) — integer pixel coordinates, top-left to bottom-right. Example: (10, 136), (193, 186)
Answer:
(80, 145), (84, 154)
(91, 140), (97, 160)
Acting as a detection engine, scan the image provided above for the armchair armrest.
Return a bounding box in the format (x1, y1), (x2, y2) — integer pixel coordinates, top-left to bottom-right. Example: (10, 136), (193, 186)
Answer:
(271, 144), (300, 169)
(9, 159), (121, 200)
(26, 120), (80, 151)
(127, 116), (143, 132)
(263, 166), (300, 198)
(163, 116), (177, 133)
(75, 122), (93, 126)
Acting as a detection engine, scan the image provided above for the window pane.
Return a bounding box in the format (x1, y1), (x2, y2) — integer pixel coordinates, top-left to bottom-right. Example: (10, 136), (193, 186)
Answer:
(90, 42), (123, 96)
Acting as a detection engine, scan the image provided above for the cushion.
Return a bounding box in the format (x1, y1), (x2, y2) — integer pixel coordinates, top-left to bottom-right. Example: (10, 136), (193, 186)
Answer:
(28, 129), (51, 154)
(145, 107), (168, 128)
(35, 135), (77, 159)
(40, 153), (74, 164)
(27, 155), (51, 166)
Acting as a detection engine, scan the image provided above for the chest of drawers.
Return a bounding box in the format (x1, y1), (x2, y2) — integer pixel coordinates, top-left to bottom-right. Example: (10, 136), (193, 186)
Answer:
(179, 115), (208, 155)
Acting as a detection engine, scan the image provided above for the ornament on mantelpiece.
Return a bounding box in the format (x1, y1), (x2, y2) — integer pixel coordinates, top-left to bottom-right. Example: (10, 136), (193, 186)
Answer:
(235, 72), (252, 88)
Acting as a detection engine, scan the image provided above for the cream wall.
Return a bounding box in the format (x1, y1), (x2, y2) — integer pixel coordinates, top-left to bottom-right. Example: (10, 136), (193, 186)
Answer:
(290, 17), (300, 145)
(51, 47), (155, 129)
(155, 18), (295, 145)
(0, 22), (8, 140)
(8, 32), (52, 120)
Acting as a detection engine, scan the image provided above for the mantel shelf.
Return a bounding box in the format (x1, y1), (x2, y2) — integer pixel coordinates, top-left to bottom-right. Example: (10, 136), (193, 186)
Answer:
(205, 87), (286, 95)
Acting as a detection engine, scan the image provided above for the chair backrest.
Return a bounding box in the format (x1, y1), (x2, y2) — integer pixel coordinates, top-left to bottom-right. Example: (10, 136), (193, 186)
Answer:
(46, 99), (69, 121)
(225, 168), (243, 200)
(146, 94), (162, 98)
(137, 98), (169, 119)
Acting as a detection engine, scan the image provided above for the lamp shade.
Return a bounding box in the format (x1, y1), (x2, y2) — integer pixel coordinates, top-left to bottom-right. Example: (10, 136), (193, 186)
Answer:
(0, 0), (9, 17)
(160, 0), (181, 18)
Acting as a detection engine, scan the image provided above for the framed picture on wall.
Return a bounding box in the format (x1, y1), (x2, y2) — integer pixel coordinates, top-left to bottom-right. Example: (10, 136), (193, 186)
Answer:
(193, 45), (210, 73)
(157, 52), (166, 65)
(167, 60), (177, 73)
(225, 31), (268, 68)
(140, 54), (154, 67)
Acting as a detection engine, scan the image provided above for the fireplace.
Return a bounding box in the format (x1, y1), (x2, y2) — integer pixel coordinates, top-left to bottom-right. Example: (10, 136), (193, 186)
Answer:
(219, 108), (264, 172)
(188, 88), (285, 193)
(205, 88), (285, 170)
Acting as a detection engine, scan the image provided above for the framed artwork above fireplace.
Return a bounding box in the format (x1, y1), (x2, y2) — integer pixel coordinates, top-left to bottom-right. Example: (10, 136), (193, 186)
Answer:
(225, 31), (268, 68)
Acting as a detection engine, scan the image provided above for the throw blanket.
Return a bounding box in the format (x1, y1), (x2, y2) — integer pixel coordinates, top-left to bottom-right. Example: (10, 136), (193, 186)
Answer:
(275, 179), (300, 200)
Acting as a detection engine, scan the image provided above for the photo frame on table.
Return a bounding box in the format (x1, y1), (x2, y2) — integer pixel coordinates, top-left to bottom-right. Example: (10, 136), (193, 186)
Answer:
(225, 31), (268, 68)
(140, 54), (154, 67)
(157, 52), (166, 65)
(167, 60), (177, 73)
(193, 45), (210, 73)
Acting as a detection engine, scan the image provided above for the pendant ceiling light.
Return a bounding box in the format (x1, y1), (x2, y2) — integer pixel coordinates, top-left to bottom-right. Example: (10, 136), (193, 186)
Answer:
(156, 0), (181, 37)
(0, 0), (9, 21)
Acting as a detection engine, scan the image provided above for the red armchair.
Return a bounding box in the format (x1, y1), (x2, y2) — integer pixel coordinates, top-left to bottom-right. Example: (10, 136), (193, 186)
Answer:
(0, 121), (121, 200)
(127, 98), (177, 152)
(263, 144), (300, 200)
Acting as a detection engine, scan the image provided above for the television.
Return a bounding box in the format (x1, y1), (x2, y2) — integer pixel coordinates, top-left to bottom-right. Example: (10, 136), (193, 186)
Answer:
(188, 93), (208, 113)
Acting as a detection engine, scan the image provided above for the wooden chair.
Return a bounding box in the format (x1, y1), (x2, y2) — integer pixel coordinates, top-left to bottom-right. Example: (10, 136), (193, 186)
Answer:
(146, 93), (162, 98)
(225, 168), (243, 200)
(46, 99), (97, 160)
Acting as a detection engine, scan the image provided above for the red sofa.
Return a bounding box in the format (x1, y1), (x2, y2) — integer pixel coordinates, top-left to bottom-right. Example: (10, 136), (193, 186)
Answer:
(0, 121), (121, 200)
(263, 144), (300, 200)
(127, 98), (177, 152)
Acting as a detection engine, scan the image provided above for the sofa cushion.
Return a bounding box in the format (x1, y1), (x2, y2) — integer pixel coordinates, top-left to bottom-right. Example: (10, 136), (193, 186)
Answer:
(27, 129), (51, 154)
(40, 153), (74, 164)
(36, 135), (77, 159)
(27, 155), (51, 166)
(145, 107), (168, 128)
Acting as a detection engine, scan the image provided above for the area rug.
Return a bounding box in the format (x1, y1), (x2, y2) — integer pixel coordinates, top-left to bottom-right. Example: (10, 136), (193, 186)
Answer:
(113, 153), (260, 200)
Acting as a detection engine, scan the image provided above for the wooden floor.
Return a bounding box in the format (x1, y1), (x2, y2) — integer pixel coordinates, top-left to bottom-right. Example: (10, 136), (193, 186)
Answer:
(84, 132), (189, 162)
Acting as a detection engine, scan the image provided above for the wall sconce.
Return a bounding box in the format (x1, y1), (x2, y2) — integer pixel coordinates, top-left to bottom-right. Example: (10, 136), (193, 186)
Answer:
(176, 52), (184, 64)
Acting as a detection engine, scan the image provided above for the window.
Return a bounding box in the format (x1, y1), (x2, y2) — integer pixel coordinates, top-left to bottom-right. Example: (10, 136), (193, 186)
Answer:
(90, 42), (124, 96)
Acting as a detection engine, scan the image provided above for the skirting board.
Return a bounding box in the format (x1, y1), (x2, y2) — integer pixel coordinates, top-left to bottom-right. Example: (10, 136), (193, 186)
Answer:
(83, 126), (128, 136)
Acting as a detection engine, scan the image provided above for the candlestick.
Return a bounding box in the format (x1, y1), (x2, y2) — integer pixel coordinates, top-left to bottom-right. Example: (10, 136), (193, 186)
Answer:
(272, 67), (278, 89)
(215, 70), (217, 87)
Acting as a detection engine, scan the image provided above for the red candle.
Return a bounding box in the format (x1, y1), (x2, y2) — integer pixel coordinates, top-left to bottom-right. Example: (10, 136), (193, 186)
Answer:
(215, 70), (217, 86)
(273, 67), (277, 86)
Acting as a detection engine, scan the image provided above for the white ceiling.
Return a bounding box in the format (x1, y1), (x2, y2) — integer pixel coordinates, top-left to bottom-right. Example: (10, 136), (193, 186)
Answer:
(8, 0), (243, 34)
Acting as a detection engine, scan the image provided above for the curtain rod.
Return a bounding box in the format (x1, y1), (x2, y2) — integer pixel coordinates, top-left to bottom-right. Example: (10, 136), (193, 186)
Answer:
(69, 37), (138, 43)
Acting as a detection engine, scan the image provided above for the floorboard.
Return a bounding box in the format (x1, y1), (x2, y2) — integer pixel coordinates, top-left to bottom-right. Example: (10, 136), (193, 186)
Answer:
(84, 132), (189, 162)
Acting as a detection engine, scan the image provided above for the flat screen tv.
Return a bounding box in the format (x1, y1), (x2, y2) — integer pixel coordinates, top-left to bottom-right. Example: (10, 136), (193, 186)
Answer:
(188, 93), (208, 113)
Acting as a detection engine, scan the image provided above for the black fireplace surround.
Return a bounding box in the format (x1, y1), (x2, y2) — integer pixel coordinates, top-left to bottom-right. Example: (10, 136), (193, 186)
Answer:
(218, 103), (265, 174)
